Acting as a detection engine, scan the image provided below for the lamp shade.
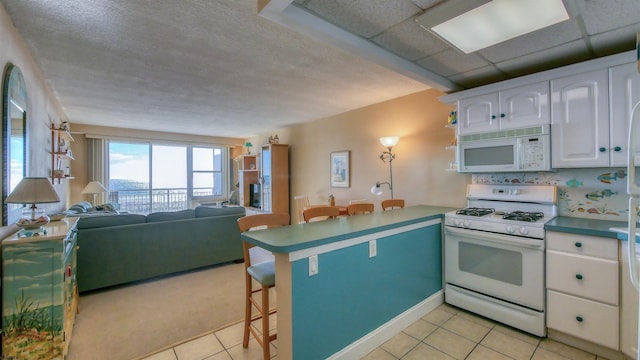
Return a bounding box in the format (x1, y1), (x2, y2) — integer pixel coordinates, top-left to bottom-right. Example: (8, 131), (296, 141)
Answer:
(380, 136), (399, 148)
(244, 142), (253, 147)
(6, 177), (60, 204)
(81, 181), (107, 194)
(371, 184), (383, 196)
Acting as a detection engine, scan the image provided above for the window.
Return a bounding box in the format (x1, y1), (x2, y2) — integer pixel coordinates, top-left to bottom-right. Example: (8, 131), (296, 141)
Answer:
(108, 141), (227, 214)
(192, 147), (223, 198)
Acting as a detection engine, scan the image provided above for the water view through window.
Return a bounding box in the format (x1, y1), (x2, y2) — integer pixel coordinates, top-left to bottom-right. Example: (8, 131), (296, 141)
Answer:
(109, 142), (225, 214)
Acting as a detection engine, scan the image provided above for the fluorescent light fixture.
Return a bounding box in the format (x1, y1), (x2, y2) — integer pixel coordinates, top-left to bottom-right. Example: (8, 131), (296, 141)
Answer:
(423, 0), (569, 54)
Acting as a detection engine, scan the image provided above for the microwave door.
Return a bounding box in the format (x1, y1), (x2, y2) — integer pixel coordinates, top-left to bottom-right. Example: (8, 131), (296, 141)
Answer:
(459, 139), (517, 172)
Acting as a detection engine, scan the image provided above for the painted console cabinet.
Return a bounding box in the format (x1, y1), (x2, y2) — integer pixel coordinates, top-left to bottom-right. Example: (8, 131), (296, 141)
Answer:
(1, 217), (79, 360)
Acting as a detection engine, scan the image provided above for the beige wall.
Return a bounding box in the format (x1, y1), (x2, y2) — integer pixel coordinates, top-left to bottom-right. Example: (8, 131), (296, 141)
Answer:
(247, 89), (471, 224)
(0, 3), (70, 218)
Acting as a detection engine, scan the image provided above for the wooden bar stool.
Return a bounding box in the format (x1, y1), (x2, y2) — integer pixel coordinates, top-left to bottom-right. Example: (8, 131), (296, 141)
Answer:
(237, 213), (290, 360)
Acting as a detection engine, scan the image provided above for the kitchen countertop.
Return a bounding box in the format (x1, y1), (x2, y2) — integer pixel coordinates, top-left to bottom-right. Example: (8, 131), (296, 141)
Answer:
(545, 216), (628, 238)
(241, 205), (456, 253)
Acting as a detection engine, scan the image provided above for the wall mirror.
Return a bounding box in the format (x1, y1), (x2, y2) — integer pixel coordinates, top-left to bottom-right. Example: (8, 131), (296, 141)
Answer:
(2, 64), (27, 226)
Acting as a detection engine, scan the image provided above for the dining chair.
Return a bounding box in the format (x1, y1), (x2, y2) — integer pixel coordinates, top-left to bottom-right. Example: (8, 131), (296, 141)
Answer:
(293, 195), (311, 224)
(347, 203), (375, 215)
(236, 213), (290, 360)
(302, 206), (340, 223)
(381, 199), (405, 211)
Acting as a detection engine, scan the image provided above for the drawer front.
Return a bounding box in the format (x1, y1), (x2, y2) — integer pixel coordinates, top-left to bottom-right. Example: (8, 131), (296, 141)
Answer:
(547, 250), (618, 305)
(547, 290), (619, 350)
(547, 232), (617, 260)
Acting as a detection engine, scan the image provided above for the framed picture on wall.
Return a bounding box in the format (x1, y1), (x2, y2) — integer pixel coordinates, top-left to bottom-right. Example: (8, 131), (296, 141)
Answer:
(330, 151), (350, 188)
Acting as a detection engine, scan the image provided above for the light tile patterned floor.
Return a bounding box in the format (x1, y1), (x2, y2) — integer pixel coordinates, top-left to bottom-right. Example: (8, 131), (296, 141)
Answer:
(138, 304), (609, 360)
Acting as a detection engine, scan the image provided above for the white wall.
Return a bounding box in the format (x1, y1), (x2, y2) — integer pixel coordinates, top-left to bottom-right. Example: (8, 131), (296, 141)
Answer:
(0, 3), (69, 218)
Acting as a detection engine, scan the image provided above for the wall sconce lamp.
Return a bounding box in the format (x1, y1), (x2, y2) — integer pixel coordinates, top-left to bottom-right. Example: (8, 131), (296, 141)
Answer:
(244, 141), (253, 155)
(371, 136), (399, 199)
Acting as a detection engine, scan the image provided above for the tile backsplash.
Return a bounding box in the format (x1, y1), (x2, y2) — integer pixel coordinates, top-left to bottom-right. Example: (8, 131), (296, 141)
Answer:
(472, 168), (631, 221)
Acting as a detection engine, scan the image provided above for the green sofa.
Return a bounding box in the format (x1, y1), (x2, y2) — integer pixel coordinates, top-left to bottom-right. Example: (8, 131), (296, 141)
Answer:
(76, 206), (246, 292)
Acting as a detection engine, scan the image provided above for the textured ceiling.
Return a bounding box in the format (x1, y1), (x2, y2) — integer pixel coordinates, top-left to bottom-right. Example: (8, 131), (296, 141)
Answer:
(1, 0), (639, 139)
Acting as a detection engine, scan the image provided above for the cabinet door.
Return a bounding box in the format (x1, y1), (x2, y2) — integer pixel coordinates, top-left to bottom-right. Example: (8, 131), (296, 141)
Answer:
(547, 250), (618, 305)
(499, 81), (550, 130)
(547, 290), (619, 350)
(2, 241), (64, 359)
(551, 69), (610, 168)
(457, 93), (499, 135)
(610, 62), (640, 167)
(260, 144), (289, 215)
(261, 146), (272, 212)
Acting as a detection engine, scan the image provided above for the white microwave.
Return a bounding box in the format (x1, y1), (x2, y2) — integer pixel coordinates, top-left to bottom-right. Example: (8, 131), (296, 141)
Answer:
(458, 125), (551, 173)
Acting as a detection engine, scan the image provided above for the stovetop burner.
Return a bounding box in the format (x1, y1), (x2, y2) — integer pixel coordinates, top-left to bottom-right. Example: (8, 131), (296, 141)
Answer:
(502, 211), (545, 222)
(455, 207), (495, 216)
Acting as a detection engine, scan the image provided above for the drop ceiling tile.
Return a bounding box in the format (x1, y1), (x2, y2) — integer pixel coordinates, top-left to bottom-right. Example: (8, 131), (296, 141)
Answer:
(303, 0), (421, 38)
(477, 19), (583, 63)
(590, 24), (640, 57)
(449, 66), (509, 89)
(371, 19), (450, 60)
(417, 49), (489, 76)
(579, 0), (640, 35)
(496, 40), (590, 78)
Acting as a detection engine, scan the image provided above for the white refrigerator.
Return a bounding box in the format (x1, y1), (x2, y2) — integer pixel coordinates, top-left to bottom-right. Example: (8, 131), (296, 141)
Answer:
(624, 37), (640, 359)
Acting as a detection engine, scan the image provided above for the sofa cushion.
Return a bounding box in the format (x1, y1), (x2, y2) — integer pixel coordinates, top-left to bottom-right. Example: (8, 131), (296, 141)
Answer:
(195, 205), (245, 218)
(77, 214), (147, 230)
(146, 209), (195, 223)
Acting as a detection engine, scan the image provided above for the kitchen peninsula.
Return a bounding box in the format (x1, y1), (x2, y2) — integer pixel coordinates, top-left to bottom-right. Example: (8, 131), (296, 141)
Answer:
(241, 205), (454, 360)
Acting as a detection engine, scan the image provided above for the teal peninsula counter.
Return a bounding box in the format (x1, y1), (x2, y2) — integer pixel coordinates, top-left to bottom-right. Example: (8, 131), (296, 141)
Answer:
(241, 205), (455, 360)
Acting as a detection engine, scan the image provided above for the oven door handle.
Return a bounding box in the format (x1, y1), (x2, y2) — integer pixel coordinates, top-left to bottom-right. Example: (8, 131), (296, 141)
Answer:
(445, 226), (544, 249)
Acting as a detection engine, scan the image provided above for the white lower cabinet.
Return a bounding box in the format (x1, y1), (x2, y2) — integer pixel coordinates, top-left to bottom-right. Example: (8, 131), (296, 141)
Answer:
(547, 291), (619, 350)
(546, 231), (619, 350)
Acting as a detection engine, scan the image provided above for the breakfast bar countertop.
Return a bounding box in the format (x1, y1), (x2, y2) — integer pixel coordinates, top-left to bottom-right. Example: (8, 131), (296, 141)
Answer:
(241, 205), (456, 253)
(545, 216), (628, 239)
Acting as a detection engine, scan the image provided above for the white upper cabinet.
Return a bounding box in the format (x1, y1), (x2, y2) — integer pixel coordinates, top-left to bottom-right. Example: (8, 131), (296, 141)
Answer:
(457, 82), (550, 136)
(551, 69), (610, 168)
(500, 81), (550, 130)
(610, 62), (640, 167)
(458, 92), (499, 134)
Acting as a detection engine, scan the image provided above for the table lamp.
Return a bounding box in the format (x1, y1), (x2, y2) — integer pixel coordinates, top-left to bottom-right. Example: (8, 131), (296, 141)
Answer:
(82, 181), (108, 205)
(6, 177), (60, 229)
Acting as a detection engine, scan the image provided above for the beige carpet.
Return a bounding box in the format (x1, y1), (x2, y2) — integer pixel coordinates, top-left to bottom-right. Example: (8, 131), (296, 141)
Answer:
(67, 262), (245, 360)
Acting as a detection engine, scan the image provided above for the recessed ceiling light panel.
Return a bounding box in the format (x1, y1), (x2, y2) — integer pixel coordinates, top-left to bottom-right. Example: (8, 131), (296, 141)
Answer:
(418, 0), (569, 54)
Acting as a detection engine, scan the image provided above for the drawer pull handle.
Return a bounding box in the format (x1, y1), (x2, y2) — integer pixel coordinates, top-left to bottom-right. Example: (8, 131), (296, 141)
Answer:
(576, 316), (583, 322)
(575, 274), (583, 280)
(574, 242), (582, 248)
